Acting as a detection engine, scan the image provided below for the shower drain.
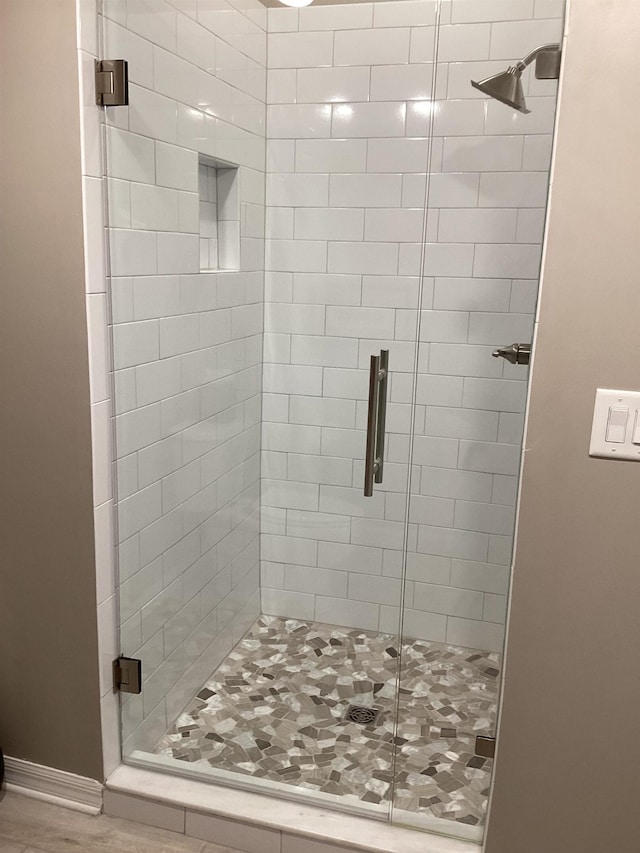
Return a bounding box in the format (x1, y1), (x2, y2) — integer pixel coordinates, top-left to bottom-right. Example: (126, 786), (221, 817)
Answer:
(344, 704), (381, 726)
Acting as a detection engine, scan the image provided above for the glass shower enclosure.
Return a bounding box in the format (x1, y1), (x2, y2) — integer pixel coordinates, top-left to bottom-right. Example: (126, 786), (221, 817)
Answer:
(102, 0), (566, 842)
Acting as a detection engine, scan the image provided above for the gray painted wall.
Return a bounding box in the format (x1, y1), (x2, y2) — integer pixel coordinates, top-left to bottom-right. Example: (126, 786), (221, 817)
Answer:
(0, 0), (103, 781)
(486, 2), (640, 850)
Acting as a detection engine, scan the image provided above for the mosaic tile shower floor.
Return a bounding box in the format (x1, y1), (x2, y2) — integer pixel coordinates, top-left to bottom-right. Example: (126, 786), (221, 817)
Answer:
(154, 616), (500, 826)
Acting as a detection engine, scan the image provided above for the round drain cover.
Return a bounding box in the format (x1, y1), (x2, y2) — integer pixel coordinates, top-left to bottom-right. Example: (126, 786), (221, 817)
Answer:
(345, 705), (380, 725)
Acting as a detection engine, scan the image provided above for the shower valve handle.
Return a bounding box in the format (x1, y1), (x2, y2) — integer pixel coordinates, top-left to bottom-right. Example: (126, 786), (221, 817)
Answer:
(492, 343), (531, 366)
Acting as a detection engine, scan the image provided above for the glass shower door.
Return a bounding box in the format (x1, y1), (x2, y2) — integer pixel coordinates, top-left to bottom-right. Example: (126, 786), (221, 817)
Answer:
(103, 0), (566, 838)
(391, 0), (567, 841)
(103, 0), (427, 818)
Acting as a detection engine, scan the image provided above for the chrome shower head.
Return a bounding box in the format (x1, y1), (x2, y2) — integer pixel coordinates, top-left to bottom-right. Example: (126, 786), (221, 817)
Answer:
(471, 67), (529, 114)
(471, 43), (562, 114)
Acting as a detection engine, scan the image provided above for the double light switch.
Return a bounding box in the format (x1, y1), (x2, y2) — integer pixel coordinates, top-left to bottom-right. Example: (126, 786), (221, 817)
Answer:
(590, 389), (640, 461)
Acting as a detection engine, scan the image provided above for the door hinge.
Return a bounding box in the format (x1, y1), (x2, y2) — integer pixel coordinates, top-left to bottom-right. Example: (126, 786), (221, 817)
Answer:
(95, 59), (129, 107)
(113, 657), (142, 694)
(475, 735), (496, 759)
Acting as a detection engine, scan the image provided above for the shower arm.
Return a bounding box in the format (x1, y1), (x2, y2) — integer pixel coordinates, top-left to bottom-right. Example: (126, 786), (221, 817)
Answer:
(512, 43), (562, 75)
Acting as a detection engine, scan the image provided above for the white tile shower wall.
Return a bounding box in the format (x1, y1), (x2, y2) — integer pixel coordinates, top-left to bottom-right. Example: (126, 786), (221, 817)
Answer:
(262, 0), (564, 652)
(102, 0), (267, 751)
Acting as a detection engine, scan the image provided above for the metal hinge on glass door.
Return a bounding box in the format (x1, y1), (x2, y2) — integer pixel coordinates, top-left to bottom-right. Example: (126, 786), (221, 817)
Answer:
(95, 59), (129, 106)
(113, 657), (142, 694)
(364, 350), (389, 497)
(475, 736), (496, 759)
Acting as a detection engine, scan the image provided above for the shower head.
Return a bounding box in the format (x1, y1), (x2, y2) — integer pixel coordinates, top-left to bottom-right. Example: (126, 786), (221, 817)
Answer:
(471, 67), (529, 114)
(471, 43), (562, 114)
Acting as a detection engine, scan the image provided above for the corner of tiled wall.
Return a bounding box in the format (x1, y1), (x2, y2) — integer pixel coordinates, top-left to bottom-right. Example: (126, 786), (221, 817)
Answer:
(76, 0), (121, 780)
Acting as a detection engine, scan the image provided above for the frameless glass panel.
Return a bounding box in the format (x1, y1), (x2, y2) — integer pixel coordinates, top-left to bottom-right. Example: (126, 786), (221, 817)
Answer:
(391, 0), (567, 842)
(104, 0), (431, 820)
(102, 0), (267, 783)
(255, 0), (431, 809)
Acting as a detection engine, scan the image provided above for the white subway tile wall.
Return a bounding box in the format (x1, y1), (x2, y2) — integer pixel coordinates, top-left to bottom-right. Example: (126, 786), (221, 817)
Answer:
(261, 0), (564, 652)
(102, 0), (267, 751)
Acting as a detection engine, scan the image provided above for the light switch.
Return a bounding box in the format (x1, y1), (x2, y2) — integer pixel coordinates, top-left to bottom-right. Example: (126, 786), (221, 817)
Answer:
(605, 407), (628, 443)
(590, 389), (640, 461)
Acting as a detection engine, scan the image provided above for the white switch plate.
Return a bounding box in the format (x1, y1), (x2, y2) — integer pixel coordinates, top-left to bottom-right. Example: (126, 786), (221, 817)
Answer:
(589, 388), (640, 461)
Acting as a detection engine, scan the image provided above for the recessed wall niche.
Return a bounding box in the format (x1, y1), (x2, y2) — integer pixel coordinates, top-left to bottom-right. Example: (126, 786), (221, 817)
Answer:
(198, 155), (240, 272)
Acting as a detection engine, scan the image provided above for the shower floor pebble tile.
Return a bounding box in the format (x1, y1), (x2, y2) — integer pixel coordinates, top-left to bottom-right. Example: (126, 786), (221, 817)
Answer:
(154, 616), (499, 827)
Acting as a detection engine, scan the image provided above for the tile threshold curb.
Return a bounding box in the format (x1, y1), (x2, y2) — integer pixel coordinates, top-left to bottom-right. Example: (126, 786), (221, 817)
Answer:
(106, 765), (481, 853)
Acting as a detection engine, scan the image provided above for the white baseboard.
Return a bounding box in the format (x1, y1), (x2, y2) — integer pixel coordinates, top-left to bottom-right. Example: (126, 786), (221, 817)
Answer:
(3, 756), (103, 815)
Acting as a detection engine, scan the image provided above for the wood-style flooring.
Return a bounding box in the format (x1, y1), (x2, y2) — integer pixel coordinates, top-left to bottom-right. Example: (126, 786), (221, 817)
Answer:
(0, 793), (240, 853)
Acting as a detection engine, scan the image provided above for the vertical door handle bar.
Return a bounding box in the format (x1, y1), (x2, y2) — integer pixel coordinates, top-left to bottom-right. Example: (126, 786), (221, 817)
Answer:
(375, 349), (389, 484)
(364, 353), (381, 497)
(364, 350), (389, 497)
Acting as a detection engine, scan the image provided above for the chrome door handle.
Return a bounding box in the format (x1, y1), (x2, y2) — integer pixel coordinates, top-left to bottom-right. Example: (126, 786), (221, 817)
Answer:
(364, 350), (389, 497)
(375, 349), (389, 485)
(492, 343), (531, 365)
